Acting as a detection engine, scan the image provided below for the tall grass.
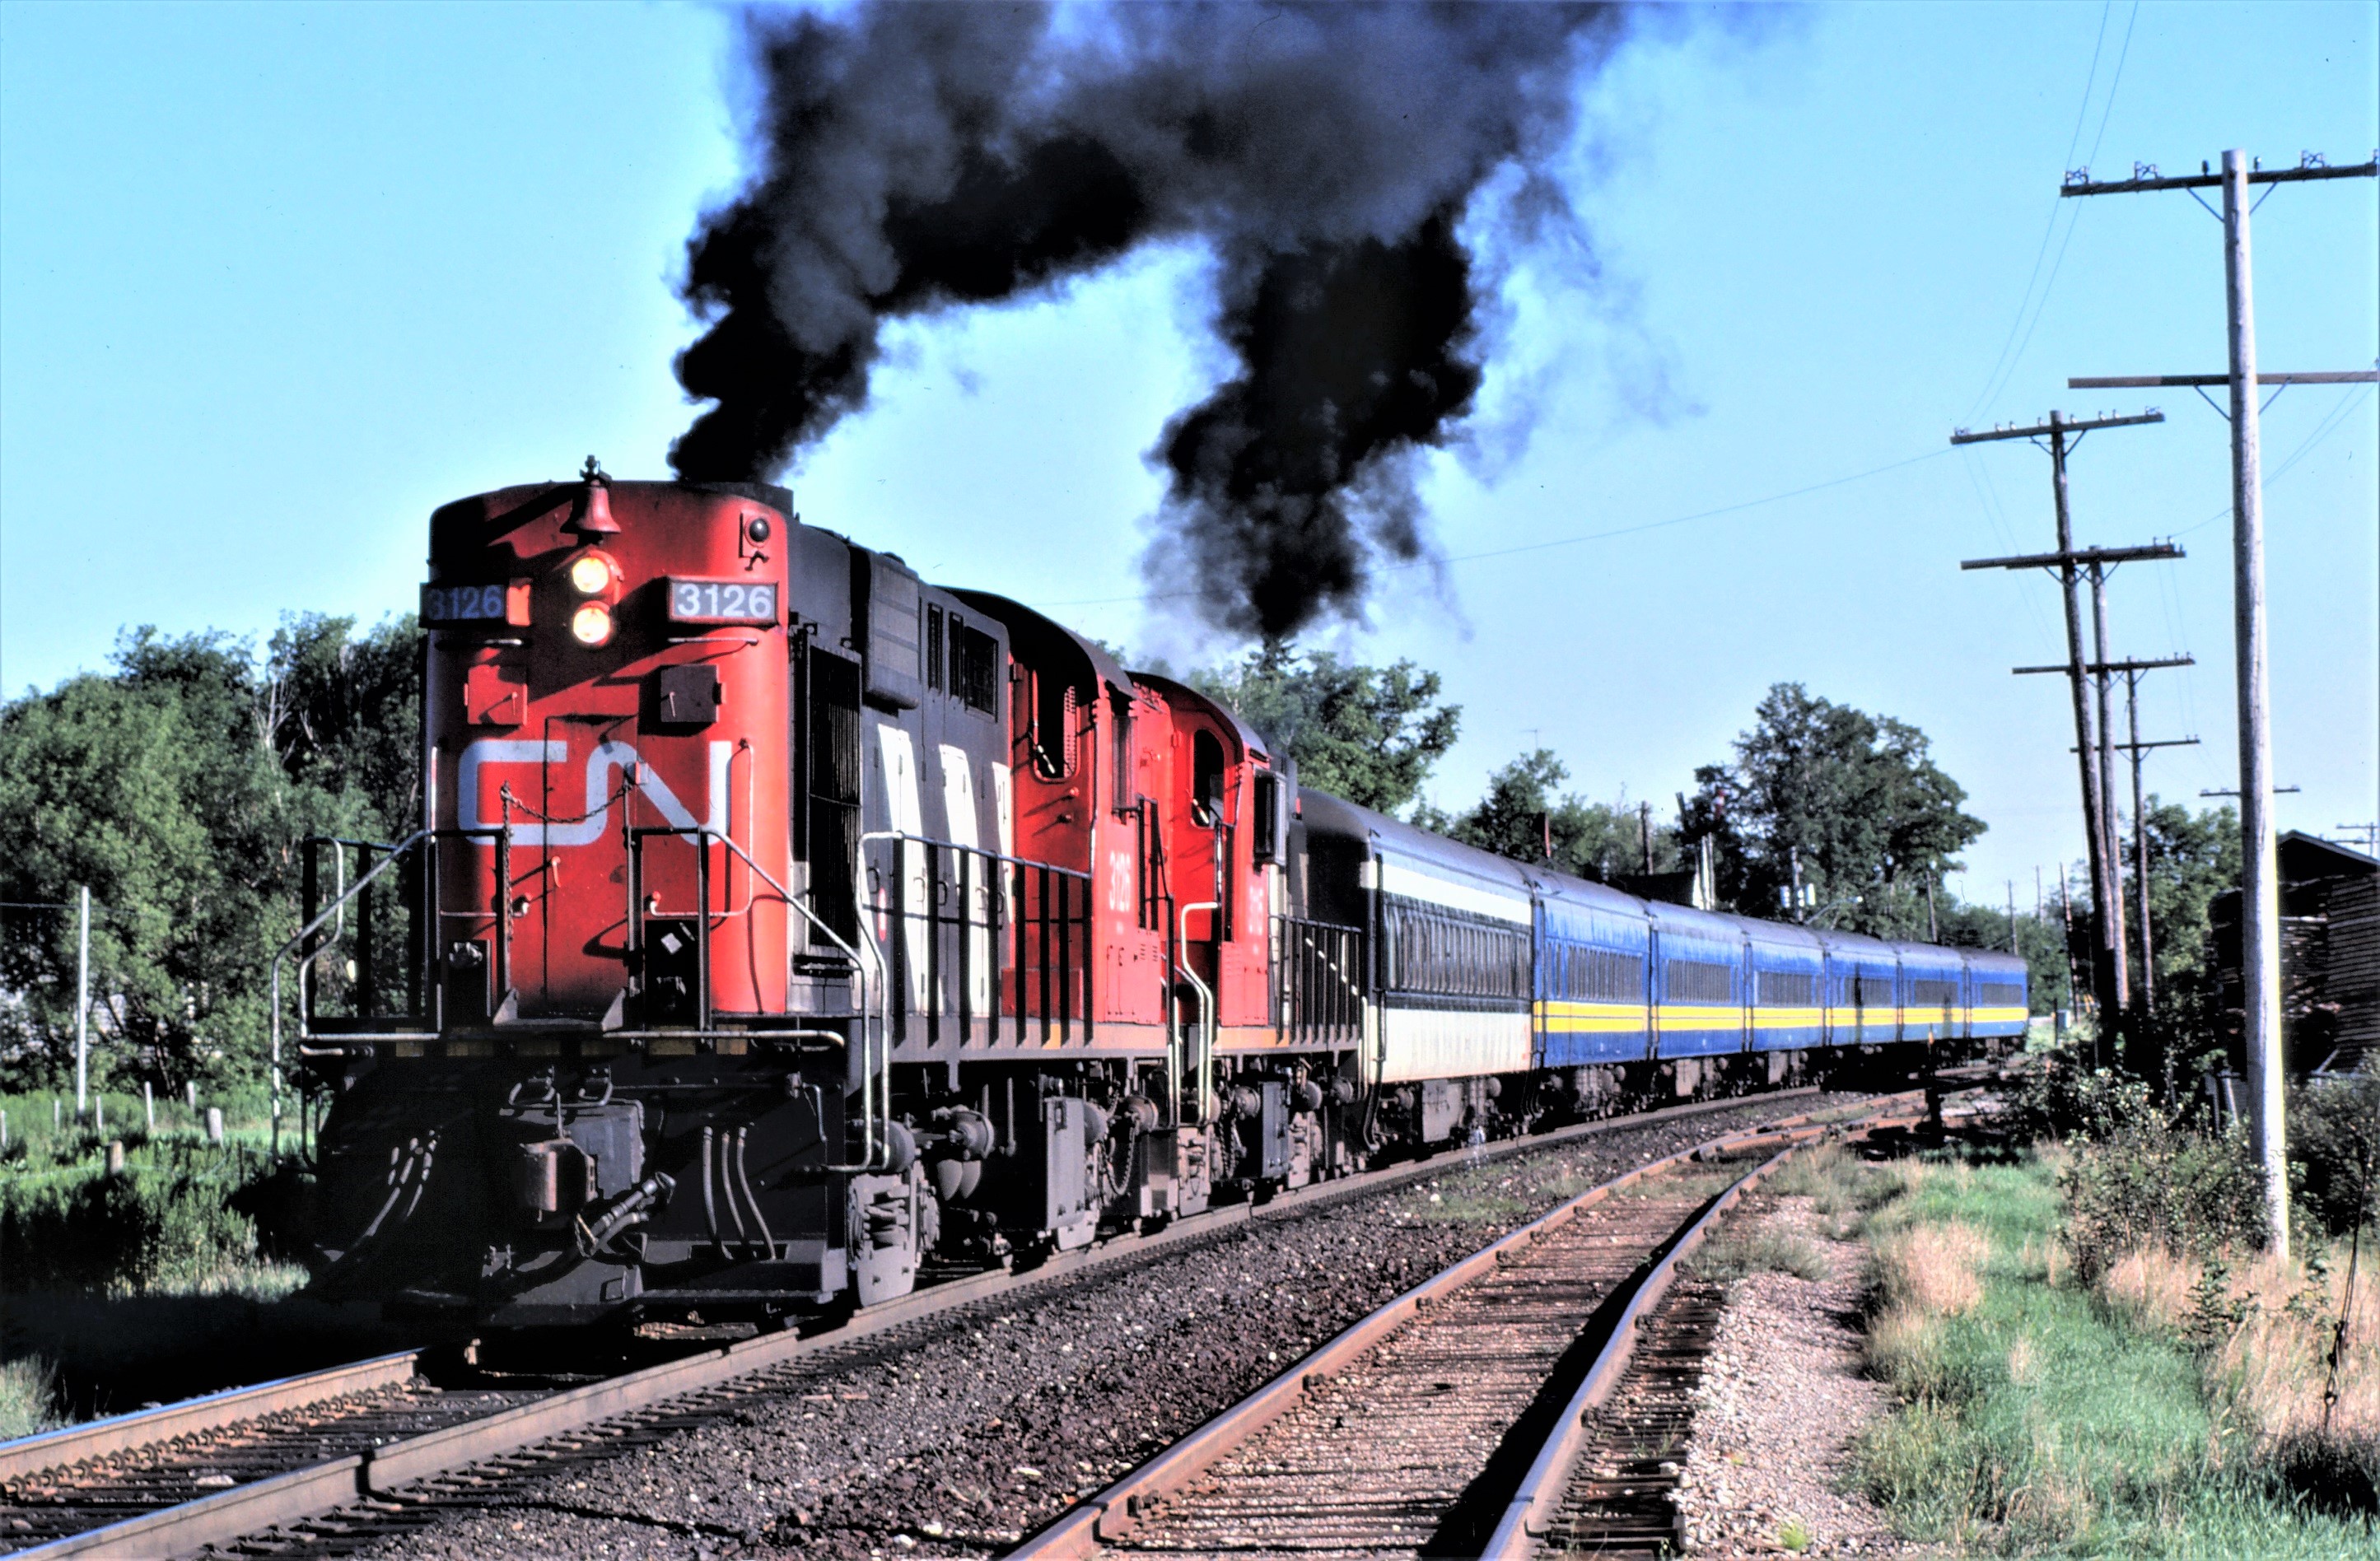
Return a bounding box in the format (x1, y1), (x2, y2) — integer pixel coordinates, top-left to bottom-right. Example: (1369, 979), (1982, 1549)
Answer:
(2100, 1242), (2380, 1510)
(0, 1084), (278, 1161)
(1847, 1151), (2374, 1556)
(1765, 1141), (1914, 1239)
(0, 1125), (301, 1298)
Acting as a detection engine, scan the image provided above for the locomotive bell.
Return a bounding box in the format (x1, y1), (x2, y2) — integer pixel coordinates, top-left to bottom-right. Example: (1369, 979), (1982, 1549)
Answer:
(566, 457), (619, 538)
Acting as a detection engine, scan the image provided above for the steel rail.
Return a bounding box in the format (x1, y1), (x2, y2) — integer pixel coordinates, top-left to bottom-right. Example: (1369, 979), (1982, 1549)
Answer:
(1477, 1119), (1905, 1556)
(3, 1087), (1897, 1559)
(1005, 1101), (1905, 1558)
(0, 1354), (422, 1486)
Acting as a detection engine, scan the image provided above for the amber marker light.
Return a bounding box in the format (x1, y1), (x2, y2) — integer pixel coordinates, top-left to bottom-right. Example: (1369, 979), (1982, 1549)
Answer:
(567, 552), (614, 595)
(569, 601), (614, 646)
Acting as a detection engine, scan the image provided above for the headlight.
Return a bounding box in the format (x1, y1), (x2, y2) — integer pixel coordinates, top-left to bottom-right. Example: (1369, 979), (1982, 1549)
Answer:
(568, 554), (613, 595)
(570, 602), (614, 646)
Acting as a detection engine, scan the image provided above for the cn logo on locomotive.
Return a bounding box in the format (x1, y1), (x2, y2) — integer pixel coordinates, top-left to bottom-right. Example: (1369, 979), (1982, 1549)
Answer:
(457, 738), (732, 846)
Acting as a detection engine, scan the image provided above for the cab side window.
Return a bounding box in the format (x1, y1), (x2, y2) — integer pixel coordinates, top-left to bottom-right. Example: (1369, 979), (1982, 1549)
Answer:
(1030, 672), (1077, 778)
(1191, 729), (1225, 827)
(1112, 691), (1135, 811)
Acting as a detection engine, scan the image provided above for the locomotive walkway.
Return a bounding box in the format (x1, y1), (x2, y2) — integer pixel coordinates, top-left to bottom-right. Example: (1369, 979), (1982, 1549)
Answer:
(0, 1088), (1947, 1559)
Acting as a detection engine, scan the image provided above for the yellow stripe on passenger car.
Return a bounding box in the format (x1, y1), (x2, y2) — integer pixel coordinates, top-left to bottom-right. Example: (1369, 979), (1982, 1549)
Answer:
(1656, 1006), (1744, 1025)
(1751, 1008), (1825, 1028)
(1534, 1000), (1645, 1033)
(1533, 1003), (2028, 1032)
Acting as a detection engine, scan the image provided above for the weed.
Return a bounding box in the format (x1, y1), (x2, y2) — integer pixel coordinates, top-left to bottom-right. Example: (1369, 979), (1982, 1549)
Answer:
(1872, 1221), (1989, 1316)
(0, 1354), (59, 1440)
(1864, 1303), (1954, 1402)
(1687, 1225), (1829, 1284)
(1410, 1186), (1528, 1224)
(1775, 1515), (1812, 1552)
(2292, 1070), (2380, 1240)
(2005, 1335), (2038, 1386)
(2058, 1107), (2267, 1280)
(1766, 1140), (1913, 1240)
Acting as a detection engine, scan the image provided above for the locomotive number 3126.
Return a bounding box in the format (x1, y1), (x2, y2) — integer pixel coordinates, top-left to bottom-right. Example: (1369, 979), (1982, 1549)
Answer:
(668, 578), (779, 625)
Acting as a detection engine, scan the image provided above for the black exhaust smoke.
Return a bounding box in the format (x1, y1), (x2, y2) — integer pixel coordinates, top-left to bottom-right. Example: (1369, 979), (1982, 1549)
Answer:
(671, 2), (1623, 637)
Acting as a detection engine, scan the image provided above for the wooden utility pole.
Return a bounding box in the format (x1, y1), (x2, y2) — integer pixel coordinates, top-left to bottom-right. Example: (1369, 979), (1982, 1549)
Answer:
(75, 884), (91, 1117)
(2113, 679), (2200, 1016)
(2058, 861), (2081, 1051)
(1962, 487), (2176, 1024)
(2064, 147), (2379, 1260)
(2087, 566), (2128, 995)
(2027, 649), (2196, 1022)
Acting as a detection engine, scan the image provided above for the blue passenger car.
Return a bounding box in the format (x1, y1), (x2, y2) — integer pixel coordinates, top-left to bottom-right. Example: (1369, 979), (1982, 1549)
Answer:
(1647, 902), (1750, 1059)
(1533, 874), (1653, 1066)
(1892, 940), (1967, 1044)
(1743, 918), (1827, 1052)
(1819, 930), (1902, 1045)
(1962, 948), (2032, 1045)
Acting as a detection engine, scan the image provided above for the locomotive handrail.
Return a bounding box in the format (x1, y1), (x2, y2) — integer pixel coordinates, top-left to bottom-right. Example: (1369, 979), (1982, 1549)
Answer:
(858, 828), (1098, 1047)
(856, 828), (1099, 880)
(268, 828), (436, 1158)
(1271, 915), (1366, 1046)
(1174, 901), (1218, 1126)
(623, 827), (894, 1171)
(726, 830), (893, 1175)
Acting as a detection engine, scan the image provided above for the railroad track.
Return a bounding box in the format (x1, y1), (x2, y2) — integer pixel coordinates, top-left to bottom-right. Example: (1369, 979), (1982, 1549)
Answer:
(0, 1086), (1914, 1559)
(1011, 1102), (1920, 1559)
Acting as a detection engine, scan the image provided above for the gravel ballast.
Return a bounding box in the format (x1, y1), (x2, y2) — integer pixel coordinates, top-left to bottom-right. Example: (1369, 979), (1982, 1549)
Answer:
(298, 1094), (1868, 1560)
(1676, 1194), (1905, 1558)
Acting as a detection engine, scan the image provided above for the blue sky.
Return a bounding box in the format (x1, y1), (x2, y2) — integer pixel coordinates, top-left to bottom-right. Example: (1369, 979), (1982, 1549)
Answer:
(3, 1), (2373, 907)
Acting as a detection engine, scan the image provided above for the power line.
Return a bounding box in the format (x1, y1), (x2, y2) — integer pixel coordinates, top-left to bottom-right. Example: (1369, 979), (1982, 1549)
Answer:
(2079, 2), (2141, 175)
(1029, 445), (1958, 610)
(1965, 3), (2116, 421)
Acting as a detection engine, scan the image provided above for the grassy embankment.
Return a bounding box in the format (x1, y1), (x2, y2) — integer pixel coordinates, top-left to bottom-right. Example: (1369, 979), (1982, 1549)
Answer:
(1789, 1130), (2377, 1557)
(1, 1086), (304, 1438)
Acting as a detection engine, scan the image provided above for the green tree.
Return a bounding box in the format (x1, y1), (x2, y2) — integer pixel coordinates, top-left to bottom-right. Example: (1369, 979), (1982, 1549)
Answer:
(1189, 641), (1460, 815)
(1430, 748), (1682, 882)
(262, 613), (423, 836)
(1686, 683), (1985, 938)
(2128, 798), (2239, 1001)
(2121, 798), (2240, 1079)
(0, 618), (419, 1092)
